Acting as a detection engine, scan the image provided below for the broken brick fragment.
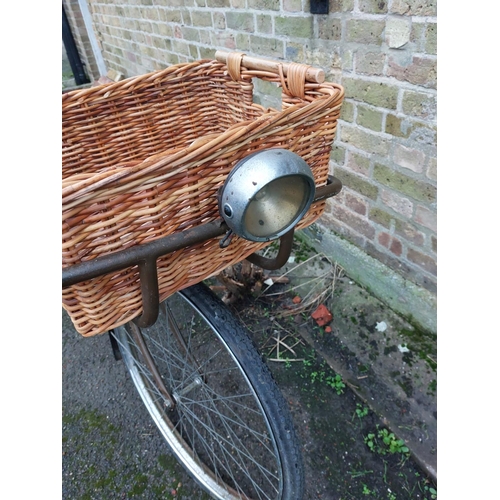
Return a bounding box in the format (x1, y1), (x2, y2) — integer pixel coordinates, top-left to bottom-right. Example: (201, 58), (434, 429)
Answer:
(311, 304), (333, 326)
(292, 296), (302, 304)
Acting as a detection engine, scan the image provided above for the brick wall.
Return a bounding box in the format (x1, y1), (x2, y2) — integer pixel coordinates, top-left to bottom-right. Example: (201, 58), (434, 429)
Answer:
(63, 0), (100, 81)
(69, 0), (437, 296)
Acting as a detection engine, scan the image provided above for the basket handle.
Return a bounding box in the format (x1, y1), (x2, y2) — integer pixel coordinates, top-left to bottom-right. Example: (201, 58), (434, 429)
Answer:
(215, 50), (325, 84)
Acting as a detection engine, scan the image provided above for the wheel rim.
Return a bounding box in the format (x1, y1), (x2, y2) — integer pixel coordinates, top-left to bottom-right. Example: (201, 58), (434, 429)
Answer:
(114, 293), (284, 500)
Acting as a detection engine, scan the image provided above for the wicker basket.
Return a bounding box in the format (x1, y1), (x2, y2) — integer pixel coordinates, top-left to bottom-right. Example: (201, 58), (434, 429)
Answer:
(62, 51), (344, 337)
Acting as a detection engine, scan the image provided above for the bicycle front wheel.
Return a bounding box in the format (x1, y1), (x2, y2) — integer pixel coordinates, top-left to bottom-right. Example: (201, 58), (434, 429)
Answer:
(112, 282), (304, 500)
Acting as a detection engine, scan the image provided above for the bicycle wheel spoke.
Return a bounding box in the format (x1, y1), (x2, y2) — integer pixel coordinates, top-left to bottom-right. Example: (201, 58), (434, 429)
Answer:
(113, 283), (303, 500)
(178, 400), (272, 499)
(180, 391), (275, 452)
(177, 396), (279, 488)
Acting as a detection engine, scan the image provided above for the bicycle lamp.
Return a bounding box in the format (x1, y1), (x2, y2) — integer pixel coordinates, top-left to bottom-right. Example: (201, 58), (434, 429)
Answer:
(219, 149), (316, 242)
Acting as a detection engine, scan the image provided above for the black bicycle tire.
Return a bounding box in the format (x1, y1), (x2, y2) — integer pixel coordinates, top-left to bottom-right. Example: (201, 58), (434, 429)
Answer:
(181, 283), (305, 499)
(114, 282), (304, 500)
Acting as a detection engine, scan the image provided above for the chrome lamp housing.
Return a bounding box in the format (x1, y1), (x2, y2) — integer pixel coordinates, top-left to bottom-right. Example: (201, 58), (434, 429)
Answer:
(218, 149), (316, 242)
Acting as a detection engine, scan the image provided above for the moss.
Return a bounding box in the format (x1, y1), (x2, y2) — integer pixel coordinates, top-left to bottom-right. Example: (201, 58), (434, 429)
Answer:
(399, 326), (437, 372)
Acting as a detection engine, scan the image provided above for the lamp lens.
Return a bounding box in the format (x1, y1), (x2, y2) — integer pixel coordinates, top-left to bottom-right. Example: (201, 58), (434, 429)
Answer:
(244, 176), (310, 239)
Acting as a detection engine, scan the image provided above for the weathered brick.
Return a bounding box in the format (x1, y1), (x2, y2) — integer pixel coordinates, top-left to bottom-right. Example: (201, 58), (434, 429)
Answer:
(182, 9), (192, 25)
(254, 79), (282, 102)
(410, 22), (425, 52)
(213, 12), (226, 30)
(330, 144), (346, 165)
(393, 144), (426, 173)
(199, 46), (216, 59)
(191, 11), (212, 27)
(355, 51), (385, 76)
(235, 33), (251, 50)
(249, 35), (283, 58)
(340, 124), (390, 156)
(340, 100), (355, 122)
(378, 231), (390, 247)
(345, 192), (368, 215)
(283, 0), (302, 11)
(346, 19), (385, 45)
(227, 11), (255, 32)
(426, 157), (437, 181)
(346, 151), (370, 176)
(181, 27), (201, 43)
(341, 49), (354, 71)
(211, 31), (236, 49)
(390, 237), (403, 256)
(305, 46), (341, 72)
(373, 163), (437, 203)
(431, 236), (437, 253)
(408, 123), (436, 147)
(165, 9), (182, 24)
(385, 114), (411, 138)
(275, 15), (314, 38)
(231, 0), (246, 6)
(157, 0), (183, 6)
(154, 23), (174, 38)
(387, 56), (437, 89)
(189, 44), (199, 60)
(247, 0), (280, 10)
(138, 19), (153, 33)
(329, 0), (355, 12)
(321, 212), (368, 248)
(285, 43), (304, 61)
(172, 39), (191, 56)
(256, 14), (273, 34)
(414, 205), (436, 232)
(365, 241), (414, 278)
(425, 23), (437, 55)
(358, 0), (388, 13)
(333, 204), (376, 239)
(318, 17), (342, 41)
(395, 220), (425, 246)
(200, 30), (212, 45)
(385, 16), (411, 49)
(342, 77), (399, 109)
(391, 0), (437, 16)
(334, 167), (379, 200)
(369, 207), (394, 229)
(206, 0), (230, 6)
(401, 90), (437, 120)
(357, 105), (383, 131)
(380, 188), (413, 217)
(407, 247), (436, 275)
(142, 7), (159, 21)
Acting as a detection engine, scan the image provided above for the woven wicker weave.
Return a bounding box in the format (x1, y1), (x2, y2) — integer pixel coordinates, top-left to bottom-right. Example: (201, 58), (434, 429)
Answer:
(62, 52), (344, 337)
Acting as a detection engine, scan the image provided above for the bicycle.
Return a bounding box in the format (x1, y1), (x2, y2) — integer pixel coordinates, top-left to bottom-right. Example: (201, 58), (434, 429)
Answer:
(62, 51), (344, 500)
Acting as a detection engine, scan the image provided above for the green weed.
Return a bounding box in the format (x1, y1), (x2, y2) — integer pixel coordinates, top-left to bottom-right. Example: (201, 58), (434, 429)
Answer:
(364, 426), (410, 458)
(352, 403), (369, 421)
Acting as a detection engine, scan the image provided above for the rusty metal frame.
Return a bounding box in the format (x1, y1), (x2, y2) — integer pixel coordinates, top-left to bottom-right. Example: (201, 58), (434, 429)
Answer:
(62, 175), (342, 328)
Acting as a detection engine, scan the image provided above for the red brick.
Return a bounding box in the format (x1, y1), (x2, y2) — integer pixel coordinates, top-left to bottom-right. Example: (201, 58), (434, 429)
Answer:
(345, 192), (368, 215)
(378, 232), (391, 247)
(390, 238), (403, 256)
(407, 248), (437, 275)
